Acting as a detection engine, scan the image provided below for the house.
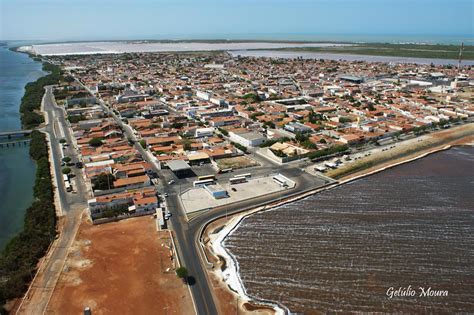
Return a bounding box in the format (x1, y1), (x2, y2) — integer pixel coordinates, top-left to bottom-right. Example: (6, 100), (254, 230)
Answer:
(113, 175), (151, 190)
(87, 187), (157, 219)
(129, 196), (158, 213)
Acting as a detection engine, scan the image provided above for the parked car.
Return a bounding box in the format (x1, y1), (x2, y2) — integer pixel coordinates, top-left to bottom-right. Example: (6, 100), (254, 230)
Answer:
(168, 180), (175, 185)
(75, 162), (83, 168)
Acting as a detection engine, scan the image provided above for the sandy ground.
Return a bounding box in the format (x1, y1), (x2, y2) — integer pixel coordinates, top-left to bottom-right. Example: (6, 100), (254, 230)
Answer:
(46, 216), (194, 315)
(215, 156), (260, 170)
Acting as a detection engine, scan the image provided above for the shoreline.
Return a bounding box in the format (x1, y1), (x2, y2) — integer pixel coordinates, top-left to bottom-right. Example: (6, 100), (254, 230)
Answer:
(0, 51), (60, 312)
(205, 132), (473, 314)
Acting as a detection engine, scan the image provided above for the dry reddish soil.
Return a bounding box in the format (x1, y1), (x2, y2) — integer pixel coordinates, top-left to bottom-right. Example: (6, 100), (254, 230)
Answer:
(46, 216), (194, 315)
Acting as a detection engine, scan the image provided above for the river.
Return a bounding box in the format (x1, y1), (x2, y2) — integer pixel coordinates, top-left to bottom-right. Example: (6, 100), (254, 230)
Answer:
(224, 147), (474, 314)
(0, 45), (45, 250)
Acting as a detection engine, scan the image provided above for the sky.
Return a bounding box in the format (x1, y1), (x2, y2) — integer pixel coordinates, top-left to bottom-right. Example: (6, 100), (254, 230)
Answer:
(0, 0), (473, 41)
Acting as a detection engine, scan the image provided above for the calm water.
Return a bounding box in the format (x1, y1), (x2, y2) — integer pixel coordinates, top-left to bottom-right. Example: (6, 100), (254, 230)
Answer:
(0, 45), (44, 250)
(225, 147), (474, 314)
(229, 50), (474, 66)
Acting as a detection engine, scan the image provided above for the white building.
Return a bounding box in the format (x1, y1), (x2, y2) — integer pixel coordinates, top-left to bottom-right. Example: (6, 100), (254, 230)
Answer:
(195, 127), (215, 138)
(229, 131), (266, 147)
(196, 90), (210, 101)
(204, 183), (228, 199)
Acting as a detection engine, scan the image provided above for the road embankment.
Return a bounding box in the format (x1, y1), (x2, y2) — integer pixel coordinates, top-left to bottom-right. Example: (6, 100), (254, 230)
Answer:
(326, 123), (474, 180)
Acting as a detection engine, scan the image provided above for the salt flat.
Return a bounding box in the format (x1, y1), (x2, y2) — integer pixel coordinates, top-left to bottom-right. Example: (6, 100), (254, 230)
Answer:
(25, 41), (348, 56)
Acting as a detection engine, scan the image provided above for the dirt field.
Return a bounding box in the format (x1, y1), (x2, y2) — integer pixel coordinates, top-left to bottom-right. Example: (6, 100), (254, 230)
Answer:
(46, 216), (194, 315)
(216, 156), (259, 170)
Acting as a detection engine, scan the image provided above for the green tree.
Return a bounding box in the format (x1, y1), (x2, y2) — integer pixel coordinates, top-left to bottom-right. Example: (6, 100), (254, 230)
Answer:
(171, 122), (184, 129)
(62, 156), (71, 163)
(59, 138), (67, 144)
(139, 139), (147, 149)
(295, 132), (309, 143)
(92, 173), (115, 190)
(183, 140), (192, 151)
(61, 167), (71, 175)
(176, 267), (188, 283)
(218, 128), (229, 136)
(89, 138), (103, 147)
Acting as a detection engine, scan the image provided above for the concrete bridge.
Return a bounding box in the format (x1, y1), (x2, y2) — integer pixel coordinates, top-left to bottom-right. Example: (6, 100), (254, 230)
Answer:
(0, 138), (32, 148)
(0, 129), (33, 139)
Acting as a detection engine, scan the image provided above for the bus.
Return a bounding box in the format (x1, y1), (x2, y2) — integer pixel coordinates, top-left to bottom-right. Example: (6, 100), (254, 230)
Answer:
(219, 168), (233, 174)
(198, 174), (216, 181)
(273, 175), (288, 187)
(234, 173), (251, 179)
(229, 177), (247, 185)
(193, 179), (215, 187)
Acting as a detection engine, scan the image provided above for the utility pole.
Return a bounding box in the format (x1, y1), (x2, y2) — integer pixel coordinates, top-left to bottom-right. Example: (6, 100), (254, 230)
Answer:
(458, 42), (464, 72)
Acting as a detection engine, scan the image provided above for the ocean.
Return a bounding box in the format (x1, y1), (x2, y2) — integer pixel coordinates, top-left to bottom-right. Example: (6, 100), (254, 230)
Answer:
(224, 147), (474, 314)
(0, 45), (44, 250)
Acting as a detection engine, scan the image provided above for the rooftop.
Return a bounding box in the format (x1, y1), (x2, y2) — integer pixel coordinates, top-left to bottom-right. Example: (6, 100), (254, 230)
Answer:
(166, 159), (191, 171)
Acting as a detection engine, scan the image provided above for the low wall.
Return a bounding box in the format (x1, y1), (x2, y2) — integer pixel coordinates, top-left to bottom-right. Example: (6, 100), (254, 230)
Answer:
(92, 209), (155, 225)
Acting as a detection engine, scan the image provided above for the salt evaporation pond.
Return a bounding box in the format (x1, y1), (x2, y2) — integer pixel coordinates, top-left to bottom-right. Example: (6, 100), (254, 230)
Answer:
(229, 50), (474, 66)
(224, 147), (474, 314)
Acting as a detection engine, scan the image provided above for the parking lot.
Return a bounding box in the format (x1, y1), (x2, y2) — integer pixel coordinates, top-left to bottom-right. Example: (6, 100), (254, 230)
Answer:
(180, 175), (294, 214)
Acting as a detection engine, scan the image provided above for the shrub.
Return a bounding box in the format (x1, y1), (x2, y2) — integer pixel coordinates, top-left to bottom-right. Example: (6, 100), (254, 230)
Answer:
(19, 63), (62, 129)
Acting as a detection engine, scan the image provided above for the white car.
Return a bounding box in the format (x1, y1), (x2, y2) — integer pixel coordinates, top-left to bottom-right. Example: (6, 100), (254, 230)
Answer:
(168, 180), (175, 185)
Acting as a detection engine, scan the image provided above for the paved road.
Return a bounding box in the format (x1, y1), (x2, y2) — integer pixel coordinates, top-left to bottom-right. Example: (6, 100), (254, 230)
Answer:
(17, 86), (88, 315)
(167, 166), (329, 315)
(75, 78), (333, 315)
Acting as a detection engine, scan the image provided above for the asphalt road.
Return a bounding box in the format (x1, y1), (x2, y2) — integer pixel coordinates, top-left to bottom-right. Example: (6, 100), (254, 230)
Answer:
(17, 86), (88, 315)
(167, 166), (330, 315)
